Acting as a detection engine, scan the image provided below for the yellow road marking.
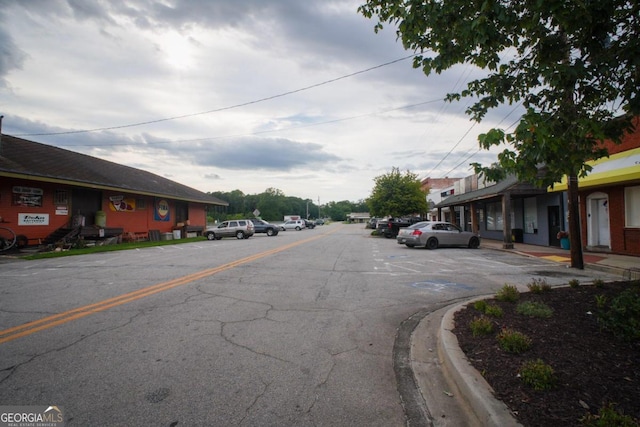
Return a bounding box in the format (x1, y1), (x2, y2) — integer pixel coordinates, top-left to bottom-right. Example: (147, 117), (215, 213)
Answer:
(0, 227), (340, 345)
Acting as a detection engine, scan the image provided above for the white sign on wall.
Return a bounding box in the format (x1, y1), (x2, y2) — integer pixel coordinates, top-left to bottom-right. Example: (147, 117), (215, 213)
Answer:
(18, 213), (50, 225)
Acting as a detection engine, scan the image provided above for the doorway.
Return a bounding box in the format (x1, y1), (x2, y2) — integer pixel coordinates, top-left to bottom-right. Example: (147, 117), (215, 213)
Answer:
(71, 189), (102, 226)
(587, 192), (610, 248)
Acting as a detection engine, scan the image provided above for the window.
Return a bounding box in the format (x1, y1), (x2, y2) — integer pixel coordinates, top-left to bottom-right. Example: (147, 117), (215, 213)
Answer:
(625, 186), (640, 228)
(54, 190), (69, 205)
(524, 197), (538, 234)
(486, 202), (503, 231)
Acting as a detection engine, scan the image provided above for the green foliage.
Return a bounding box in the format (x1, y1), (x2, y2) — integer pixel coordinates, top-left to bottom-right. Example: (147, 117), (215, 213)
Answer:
(497, 328), (532, 354)
(359, 0), (640, 270)
(519, 359), (556, 391)
(595, 294), (608, 309)
(516, 301), (554, 318)
(581, 403), (640, 427)
(473, 300), (488, 312)
(473, 300), (503, 317)
(366, 167), (428, 218)
(594, 278), (606, 288)
(597, 288), (640, 341)
(496, 284), (520, 302)
(470, 316), (494, 337)
(207, 188), (363, 222)
(527, 278), (552, 294)
(569, 279), (580, 288)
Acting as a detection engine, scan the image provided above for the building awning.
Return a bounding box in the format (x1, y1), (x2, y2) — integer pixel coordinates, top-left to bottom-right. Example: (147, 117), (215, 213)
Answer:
(436, 175), (546, 208)
(549, 147), (640, 192)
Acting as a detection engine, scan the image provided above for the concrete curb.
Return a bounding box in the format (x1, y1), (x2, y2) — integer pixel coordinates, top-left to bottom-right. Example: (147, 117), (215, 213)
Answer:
(438, 299), (523, 427)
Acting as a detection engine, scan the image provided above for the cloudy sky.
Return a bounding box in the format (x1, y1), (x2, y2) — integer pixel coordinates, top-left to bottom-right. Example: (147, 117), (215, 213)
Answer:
(1, 0), (521, 204)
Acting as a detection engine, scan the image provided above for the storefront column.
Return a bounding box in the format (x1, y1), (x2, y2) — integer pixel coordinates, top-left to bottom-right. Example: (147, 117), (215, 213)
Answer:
(470, 203), (479, 234)
(502, 192), (513, 249)
(449, 206), (457, 226)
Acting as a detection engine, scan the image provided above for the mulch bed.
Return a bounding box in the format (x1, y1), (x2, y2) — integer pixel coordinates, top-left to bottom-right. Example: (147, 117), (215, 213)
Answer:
(453, 281), (640, 426)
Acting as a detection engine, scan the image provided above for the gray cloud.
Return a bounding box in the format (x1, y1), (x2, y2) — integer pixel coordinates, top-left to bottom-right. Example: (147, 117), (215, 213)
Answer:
(190, 137), (342, 170)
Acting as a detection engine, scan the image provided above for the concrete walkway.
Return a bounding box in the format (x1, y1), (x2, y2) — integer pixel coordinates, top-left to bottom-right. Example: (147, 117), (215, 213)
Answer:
(410, 240), (639, 426)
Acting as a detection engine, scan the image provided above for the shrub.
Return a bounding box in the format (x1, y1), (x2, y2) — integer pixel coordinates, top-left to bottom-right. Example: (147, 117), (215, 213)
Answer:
(581, 403), (639, 427)
(473, 299), (488, 312)
(519, 359), (555, 390)
(484, 304), (504, 318)
(527, 278), (552, 294)
(593, 278), (606, 288)
(516, 301), (554, 318)
(497, 328), (532, 353)
(597, 288), (640, 341)
(568, 279), (580, 288)
(470, 316), (494, 337)
(496, 284), (520, 302)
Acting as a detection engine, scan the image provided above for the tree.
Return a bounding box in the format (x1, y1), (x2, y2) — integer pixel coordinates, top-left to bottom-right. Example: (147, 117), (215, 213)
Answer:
(359, 0), (639, 268)
(367, 167), (428, 217)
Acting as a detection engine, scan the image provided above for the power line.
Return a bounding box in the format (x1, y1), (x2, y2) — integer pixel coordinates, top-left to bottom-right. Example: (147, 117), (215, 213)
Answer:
(16, 54), (419, 137)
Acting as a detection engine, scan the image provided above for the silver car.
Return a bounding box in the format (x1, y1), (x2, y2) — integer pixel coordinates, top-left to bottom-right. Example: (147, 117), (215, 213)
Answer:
(205, 220), (255, 240)
(396, 221), (480, 249)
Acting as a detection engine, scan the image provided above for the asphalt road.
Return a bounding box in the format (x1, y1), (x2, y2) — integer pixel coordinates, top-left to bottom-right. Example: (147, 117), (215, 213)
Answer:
(0, 224), (615, 426)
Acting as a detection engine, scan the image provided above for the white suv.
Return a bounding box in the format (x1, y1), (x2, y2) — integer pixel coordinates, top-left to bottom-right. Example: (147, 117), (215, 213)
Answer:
(282, 220), (306, 230)
(205, 220), (255, 240)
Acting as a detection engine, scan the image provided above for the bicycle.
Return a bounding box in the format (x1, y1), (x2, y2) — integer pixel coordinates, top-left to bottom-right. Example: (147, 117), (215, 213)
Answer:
(0, 226), (17, 252)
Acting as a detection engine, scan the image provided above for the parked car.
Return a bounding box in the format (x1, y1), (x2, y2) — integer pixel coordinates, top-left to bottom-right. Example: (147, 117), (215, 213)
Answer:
(249, 218), (279, 236)
(282, 219), (306, 230)
(396, 221), (480, 249)
(204, 220), (254, 240)
(304, 219), (316, 229)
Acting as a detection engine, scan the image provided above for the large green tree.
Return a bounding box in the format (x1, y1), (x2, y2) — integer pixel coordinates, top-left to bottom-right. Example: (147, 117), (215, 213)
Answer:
(359, 0), (639, 268)
(367, 167), (428, 217)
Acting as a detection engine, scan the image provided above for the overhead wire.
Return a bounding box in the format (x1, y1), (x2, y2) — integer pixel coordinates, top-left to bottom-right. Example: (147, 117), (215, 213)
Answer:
(16, 54), (420, 137)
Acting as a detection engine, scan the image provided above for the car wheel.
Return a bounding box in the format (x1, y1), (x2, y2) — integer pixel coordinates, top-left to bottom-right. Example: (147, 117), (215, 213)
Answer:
(468, 237), (480, 249)
(266, 228), (274, 236)
(405, 244), (415, 248)
(295, 226), (301, 230)
(426, 238), (438, 250)
(206, 232), (216, 241)
(236, 231), (245, 239)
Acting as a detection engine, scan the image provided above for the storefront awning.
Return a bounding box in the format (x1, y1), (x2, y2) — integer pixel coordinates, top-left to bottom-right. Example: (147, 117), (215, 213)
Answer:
(549, 147), (640, 192)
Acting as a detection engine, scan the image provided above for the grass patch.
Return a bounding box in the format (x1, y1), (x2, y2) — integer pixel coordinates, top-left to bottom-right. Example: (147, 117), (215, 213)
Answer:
(23, 237), (207, 260)
(516, 301), (554, 318)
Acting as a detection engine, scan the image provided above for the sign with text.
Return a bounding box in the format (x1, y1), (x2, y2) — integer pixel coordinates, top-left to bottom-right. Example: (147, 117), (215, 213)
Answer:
(18, 213), (50, 225)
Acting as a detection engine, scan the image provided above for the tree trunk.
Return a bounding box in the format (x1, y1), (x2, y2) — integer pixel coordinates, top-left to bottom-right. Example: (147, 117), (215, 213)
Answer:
(567, 174), (584, 269)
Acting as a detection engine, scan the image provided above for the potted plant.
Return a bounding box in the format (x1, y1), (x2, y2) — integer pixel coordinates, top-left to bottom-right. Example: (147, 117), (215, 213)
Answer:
(557, 231), (570, 249)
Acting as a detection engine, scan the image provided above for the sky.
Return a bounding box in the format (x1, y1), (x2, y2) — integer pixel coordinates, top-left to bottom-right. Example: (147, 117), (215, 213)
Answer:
(0, 0), (521, 204)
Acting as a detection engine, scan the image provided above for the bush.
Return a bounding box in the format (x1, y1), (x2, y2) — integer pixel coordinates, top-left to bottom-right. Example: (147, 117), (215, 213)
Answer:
(497, 328), (532, 353)
(470, 316), (494, 337)
(597, 288), (640, 341)
(581, 403), (640, 426)
(496, 284), (520, 302)
(473, 300), (488, 312)
(516, 301), (554, 318)
(568, 279), (580, 288)
(527, 278), (552, 294)
(484, 304), (504, 318)
(519, 359), (555, 390)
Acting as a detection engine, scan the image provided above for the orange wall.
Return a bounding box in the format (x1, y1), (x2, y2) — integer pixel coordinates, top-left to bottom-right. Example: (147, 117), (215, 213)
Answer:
(0, 178), (209, 243)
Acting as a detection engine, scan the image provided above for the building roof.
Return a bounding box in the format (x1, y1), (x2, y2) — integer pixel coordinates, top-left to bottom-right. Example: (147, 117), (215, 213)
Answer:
(0, 134), (228, 206)
(435, 175), (546, 207)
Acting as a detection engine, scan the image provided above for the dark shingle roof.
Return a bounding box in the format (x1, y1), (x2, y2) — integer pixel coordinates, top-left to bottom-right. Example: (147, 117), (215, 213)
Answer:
(0, 134), (228, 206)
(436, 175), (546, 207)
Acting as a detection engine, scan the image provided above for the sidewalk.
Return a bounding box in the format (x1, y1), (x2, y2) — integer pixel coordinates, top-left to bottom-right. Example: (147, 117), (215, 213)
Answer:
(410, 240), (639, 426)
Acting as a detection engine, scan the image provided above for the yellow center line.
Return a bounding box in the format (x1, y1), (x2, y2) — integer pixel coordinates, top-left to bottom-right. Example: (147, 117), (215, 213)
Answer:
(0, 227), (341, 345)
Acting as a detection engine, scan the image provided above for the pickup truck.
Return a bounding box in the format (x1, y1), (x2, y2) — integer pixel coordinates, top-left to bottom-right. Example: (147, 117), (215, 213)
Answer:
(249, 218), (280, 236)
(377, 217), (423, 238)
